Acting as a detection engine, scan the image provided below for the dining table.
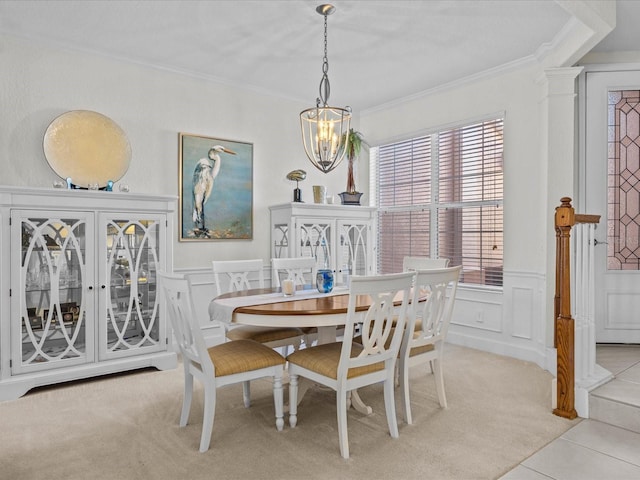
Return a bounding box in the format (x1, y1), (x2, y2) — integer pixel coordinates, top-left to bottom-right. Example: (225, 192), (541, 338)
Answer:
(209, 284), (398, 414)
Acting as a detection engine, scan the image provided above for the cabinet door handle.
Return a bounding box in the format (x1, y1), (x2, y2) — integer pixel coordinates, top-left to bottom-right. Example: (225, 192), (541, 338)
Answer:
(88, 286), (93, 290)
(101, 285), (106, 289)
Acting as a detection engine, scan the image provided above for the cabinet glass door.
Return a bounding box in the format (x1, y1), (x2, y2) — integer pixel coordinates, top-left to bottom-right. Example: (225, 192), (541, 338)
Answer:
(337, 221), (371, 283)
(272, 222), (289, 259)
(12, 212), (93, 373)
(298, 218), (332, 272)
(100, 215), (164, 360)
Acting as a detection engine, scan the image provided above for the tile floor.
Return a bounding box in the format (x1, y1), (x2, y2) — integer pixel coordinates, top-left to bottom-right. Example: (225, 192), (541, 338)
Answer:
(499, 345), (640, 480)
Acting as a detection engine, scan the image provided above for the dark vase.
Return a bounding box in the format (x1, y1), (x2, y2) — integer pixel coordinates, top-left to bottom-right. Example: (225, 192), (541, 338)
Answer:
(339, 192), (363, 205)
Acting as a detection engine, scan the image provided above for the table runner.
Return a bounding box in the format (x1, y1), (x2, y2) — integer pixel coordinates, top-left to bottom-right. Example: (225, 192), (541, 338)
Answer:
(208, 286), (349, 324)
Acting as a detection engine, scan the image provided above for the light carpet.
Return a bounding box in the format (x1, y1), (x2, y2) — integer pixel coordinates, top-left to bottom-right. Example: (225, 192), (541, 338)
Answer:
(0, 344), (578, 480)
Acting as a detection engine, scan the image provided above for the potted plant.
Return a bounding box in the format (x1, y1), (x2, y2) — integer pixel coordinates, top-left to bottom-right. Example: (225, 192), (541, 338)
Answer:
(339, 128), (364, 205)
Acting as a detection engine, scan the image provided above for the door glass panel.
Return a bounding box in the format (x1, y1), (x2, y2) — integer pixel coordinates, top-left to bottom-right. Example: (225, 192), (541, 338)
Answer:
(608, 89), (640, 270)
(20, 217), (87, 366)
(105, 219), (160, 353)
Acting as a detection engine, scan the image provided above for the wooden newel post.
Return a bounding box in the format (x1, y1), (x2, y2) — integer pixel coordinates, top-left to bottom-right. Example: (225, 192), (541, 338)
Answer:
(553, 197), (577, 419)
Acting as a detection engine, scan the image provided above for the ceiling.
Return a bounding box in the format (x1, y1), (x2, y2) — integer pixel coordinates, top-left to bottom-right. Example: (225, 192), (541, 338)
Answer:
(0, 1), (638, 112)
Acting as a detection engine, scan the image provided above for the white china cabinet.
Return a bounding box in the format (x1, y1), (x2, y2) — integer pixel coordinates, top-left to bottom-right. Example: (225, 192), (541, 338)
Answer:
(269, 202), (377, 285)
(0, 186), (177, 400)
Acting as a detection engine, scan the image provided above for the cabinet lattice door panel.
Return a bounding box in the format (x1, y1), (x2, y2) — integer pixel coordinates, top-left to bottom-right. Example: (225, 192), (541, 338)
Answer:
(100, 215), (164, 360)
(338, 220), (370, 277)
(298, 219), (332, 270)
(12, 211), (94, 374)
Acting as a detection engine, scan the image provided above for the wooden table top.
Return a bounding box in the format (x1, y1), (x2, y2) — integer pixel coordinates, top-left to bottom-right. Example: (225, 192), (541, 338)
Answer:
(215, 287), (413, 316)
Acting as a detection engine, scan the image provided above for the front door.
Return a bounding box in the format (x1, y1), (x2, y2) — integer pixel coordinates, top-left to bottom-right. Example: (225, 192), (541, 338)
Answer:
(585, 70), (640, 343)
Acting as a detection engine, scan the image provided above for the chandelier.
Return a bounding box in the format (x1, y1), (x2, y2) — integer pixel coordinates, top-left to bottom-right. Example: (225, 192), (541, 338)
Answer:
(300, 4), (352, 174)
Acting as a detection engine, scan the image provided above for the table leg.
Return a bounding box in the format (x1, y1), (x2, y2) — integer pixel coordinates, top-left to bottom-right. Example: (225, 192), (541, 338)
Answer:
(349, 390), (373, 415)
(316, 326), (337, 345)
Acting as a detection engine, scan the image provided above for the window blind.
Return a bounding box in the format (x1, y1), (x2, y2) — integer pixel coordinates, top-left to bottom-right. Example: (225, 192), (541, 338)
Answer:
(374, 118), (504, 287)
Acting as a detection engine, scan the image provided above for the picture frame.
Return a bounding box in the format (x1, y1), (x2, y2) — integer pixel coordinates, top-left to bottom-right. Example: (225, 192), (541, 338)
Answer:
(178, 133), (253, 241)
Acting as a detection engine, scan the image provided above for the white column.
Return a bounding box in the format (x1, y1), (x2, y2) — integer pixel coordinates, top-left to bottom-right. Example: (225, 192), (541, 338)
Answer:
(537, 67), (583, 350)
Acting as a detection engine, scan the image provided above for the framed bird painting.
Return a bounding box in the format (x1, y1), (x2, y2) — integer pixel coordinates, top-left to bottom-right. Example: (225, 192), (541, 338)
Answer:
(178, 133), (253, 241)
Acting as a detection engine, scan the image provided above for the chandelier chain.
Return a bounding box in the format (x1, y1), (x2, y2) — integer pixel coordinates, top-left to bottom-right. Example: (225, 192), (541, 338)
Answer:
(318, 12), (330, 107)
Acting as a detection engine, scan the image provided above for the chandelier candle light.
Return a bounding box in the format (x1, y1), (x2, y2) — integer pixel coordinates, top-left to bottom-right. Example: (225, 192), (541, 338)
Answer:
(300, 4), (352, 174)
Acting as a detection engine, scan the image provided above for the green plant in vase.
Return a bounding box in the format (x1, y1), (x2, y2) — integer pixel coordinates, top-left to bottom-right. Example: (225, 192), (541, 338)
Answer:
(340, 128), (365, 205)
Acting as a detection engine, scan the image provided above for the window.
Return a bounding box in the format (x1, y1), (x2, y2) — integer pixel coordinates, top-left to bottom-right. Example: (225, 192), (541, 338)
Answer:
(372, 117), (504, 286)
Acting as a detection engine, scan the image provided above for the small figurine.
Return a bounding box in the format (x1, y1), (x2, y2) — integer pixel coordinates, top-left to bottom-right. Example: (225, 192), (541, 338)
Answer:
(286, 169), (307, 202)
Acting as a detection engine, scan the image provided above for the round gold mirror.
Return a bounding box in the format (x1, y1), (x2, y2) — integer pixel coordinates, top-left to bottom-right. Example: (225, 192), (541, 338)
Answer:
(43, 110), (131, 188)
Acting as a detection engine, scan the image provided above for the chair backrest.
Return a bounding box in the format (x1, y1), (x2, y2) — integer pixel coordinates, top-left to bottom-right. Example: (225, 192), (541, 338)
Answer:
(339, 272), (415, 377)
(405, 266), (461, 349)
(403, 256), (450, 271)
(158, 271), (214, 378)
(212, 259), (265, 296)
(271, 257), (317, 288)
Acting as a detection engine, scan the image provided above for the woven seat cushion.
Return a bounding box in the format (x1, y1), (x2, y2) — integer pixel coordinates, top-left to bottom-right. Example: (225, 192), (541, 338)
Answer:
(408, 341), (435, 357)
(286, 342), (384, 380)
(226, 325), (304, 344)
(209, 339), (285, 377)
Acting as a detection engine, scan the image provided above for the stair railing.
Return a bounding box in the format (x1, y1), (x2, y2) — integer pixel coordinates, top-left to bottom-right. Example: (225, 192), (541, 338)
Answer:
(553, 197), (600, 419)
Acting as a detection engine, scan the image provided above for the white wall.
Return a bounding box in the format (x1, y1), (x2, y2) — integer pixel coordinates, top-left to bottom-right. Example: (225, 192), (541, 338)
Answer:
(0, 33), (357, 271)
(361, 62), (555, 367)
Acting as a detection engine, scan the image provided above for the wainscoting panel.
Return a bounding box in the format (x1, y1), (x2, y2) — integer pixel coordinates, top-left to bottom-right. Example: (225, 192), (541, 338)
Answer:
(447, 270), (548, 369)
(511, 286), (535, 339)
(451, 288), (503, 333)
(606, 292), (640, 330)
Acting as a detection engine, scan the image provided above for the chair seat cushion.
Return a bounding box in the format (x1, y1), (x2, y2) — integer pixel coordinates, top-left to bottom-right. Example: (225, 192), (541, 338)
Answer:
(209, 339), (285, 377)
(226, 325), (304, 344)
(409, 342), (435, 357)
(286, 342), (384, 380)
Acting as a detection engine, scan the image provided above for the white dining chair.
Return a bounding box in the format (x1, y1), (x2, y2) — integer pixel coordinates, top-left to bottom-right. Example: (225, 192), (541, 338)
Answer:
(403, 256), (450, 271)
(398, 265), (461, 425)
(401, 256), (450, 332)
(287, 271), (415, 459)
(158, 271), (285, 452)
(271, 256), (317, 288)
(212, 259), (305, 355)
(271, 256), (319, 345)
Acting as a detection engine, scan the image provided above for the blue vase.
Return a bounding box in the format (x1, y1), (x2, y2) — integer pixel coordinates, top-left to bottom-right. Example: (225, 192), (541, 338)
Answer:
(316, 269), (334, 293)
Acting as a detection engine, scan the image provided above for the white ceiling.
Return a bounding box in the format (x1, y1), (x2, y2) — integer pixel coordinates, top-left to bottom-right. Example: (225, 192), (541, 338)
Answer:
(0, 1), (638, 112)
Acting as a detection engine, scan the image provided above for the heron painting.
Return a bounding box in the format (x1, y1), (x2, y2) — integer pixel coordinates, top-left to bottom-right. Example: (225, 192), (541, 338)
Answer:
(179, 133), (253, 241)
